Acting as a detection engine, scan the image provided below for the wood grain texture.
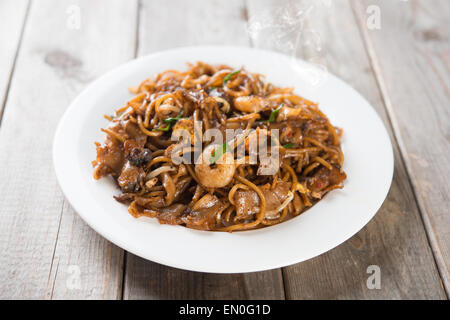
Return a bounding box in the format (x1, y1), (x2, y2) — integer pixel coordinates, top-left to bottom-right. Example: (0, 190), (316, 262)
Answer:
(0, 0), (29, 122)
(125, 254), (284, 300)
(1, 0), (447, 300)
(123, 0), (285, 300)
(137, 0), (250, 51)
(0, 0), (137, 299)
(246, 0), (446, 299)
(352, 0), (450, 295)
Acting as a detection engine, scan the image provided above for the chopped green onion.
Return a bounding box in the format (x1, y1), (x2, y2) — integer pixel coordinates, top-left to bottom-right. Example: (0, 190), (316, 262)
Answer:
(259, 104), (283, 124)
(223, 69), (241, 85)
(268, 104), (283, 123)
(282, 143), (295, 149)
(258, 104), (284, 124)
(152, 110), (184, 131)
(208, 86), (217, 91)
(163, 110), (184, 124)
(209, 143), (232, 164)
(153, 124), (172, 132)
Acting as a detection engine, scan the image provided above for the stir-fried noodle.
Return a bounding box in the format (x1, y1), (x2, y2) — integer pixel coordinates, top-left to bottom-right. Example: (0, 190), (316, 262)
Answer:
(92, 62), (346, 231)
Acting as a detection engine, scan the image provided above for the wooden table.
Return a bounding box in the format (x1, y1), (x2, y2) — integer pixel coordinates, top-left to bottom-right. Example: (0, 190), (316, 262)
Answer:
(0, 0), (448, 300)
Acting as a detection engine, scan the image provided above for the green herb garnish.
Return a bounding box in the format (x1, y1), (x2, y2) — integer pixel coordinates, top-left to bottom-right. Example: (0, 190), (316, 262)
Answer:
(209, 143), (232, 164)
(282, 143), (295, 149)
(259, 104), (283, 124)
(153, 110), (184, 132)
(223, 69), (241, 85)
(268, 104), (283, 123)
(153, 124), (172, 132)
(163, 110), (184, 124)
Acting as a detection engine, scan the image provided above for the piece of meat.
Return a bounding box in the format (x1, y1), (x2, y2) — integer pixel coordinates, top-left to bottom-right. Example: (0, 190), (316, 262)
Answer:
(134, 195), (165, 208)
(182, 194), (226, 230)
(113, 193), (135, 204)
(233, 181), (291, 220)
(262, 181), (291, 219)
(93, 120), (145, 179)
(117, 161), (144, 192)
(157, 204), (186, 225)
(93, 138), (124, 179)
(308, 166), (346, 193)
(151, 204), (187, 225)
(173, 176), (192, 200)
(234, 189), (260, 220)
(131, 203), (186, 225)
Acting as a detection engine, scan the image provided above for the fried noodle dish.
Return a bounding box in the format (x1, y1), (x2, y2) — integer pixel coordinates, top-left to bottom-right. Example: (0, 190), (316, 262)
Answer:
(92, 62), (346, 232)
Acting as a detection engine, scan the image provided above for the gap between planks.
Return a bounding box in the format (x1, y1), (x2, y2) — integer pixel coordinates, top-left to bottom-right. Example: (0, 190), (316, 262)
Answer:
(119, 0), (142, 300)
(350, 0), (449, 298)
(0, 0), (30, 127)
(120, 0), (286, 300)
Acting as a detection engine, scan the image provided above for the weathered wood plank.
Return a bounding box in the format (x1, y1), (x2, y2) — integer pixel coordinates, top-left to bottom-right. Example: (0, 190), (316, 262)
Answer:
(0, 0), (137, 299)
(352, 0), (450, 295)
(0, 0), (29, 121)
(246, 0), (446, 299)
(137, 0), (250, 51)
(125, 254), (284, 299)
(123, 0), (285, 300)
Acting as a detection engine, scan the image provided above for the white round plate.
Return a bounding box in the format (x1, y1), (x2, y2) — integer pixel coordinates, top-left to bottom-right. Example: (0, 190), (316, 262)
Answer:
(53, 46), (393, 273)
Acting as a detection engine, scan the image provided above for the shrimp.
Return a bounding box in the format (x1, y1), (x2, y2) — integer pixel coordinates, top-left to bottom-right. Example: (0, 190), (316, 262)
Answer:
(276, 105), (302, 121)
(233, 96), (267, 113)
(195, 144), (235, 188)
